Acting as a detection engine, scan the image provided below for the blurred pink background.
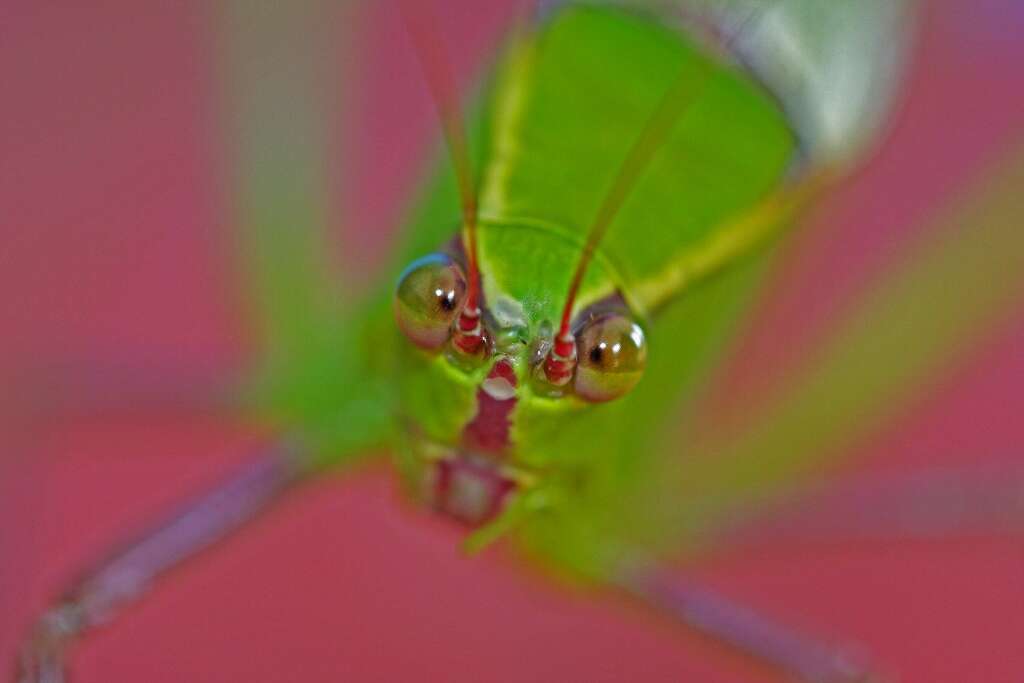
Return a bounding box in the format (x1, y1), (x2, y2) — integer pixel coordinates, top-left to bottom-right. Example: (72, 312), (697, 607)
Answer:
(2, 1), (1024, 682)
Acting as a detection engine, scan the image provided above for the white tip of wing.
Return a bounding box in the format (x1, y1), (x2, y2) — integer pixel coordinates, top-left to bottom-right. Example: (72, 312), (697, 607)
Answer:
(689, 0), (920, 167)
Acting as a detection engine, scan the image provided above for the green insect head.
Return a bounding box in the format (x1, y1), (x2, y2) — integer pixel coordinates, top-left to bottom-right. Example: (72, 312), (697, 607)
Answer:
(392, 212), (648, 530)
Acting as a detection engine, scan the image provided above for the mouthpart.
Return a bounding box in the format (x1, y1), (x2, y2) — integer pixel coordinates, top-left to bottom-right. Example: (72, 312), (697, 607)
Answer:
(424, 453), (517, 526)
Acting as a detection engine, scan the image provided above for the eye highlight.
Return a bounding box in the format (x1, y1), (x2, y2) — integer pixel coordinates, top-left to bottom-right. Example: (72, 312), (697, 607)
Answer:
(573, 313), (647, 402)
(394, 253), (466, 350)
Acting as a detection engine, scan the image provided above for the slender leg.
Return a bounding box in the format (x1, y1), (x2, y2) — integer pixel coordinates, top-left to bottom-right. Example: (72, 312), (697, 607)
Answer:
(15, 445), (306, 683)
(616, 465), (1024, 682)
(618, 568), (883, 683)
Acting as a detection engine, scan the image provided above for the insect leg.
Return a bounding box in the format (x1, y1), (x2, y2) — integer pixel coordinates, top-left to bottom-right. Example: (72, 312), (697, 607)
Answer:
(14, 445), (305, 683)
(618, 569), (882, 683)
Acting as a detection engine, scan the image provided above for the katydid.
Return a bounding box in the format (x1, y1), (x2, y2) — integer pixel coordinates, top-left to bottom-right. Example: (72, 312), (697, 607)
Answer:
(14, 2), (1024, 682)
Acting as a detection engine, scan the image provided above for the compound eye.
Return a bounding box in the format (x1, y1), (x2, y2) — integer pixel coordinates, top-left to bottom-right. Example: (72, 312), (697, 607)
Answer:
(394, 253), (467, 350)
(573, 314), (647, 402)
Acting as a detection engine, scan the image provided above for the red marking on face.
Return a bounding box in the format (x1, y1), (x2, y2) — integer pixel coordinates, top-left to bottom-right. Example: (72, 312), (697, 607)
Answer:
(461, 358), (517, 454)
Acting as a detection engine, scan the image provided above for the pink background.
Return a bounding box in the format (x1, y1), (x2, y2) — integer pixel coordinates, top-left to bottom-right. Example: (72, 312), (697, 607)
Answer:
(3, 1), (1024, 681)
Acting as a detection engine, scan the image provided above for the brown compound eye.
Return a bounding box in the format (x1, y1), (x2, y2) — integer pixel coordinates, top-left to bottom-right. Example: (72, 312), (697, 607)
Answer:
(394, 253), (467, 350)
(573, 313), (647, 403)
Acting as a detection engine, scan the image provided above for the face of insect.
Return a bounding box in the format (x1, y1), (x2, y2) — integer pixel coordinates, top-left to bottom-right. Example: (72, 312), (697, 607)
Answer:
(392, 219), (647, 527)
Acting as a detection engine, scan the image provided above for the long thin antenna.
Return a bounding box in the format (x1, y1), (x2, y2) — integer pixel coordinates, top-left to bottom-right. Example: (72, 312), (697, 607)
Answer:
(546, 68), (706, 384)
(399, 0), (485, 353)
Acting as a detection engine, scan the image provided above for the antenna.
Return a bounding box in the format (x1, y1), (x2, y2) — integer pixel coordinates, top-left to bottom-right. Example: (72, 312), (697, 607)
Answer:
(545, 67), (706, 385)
(400, 0), (485, 354)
